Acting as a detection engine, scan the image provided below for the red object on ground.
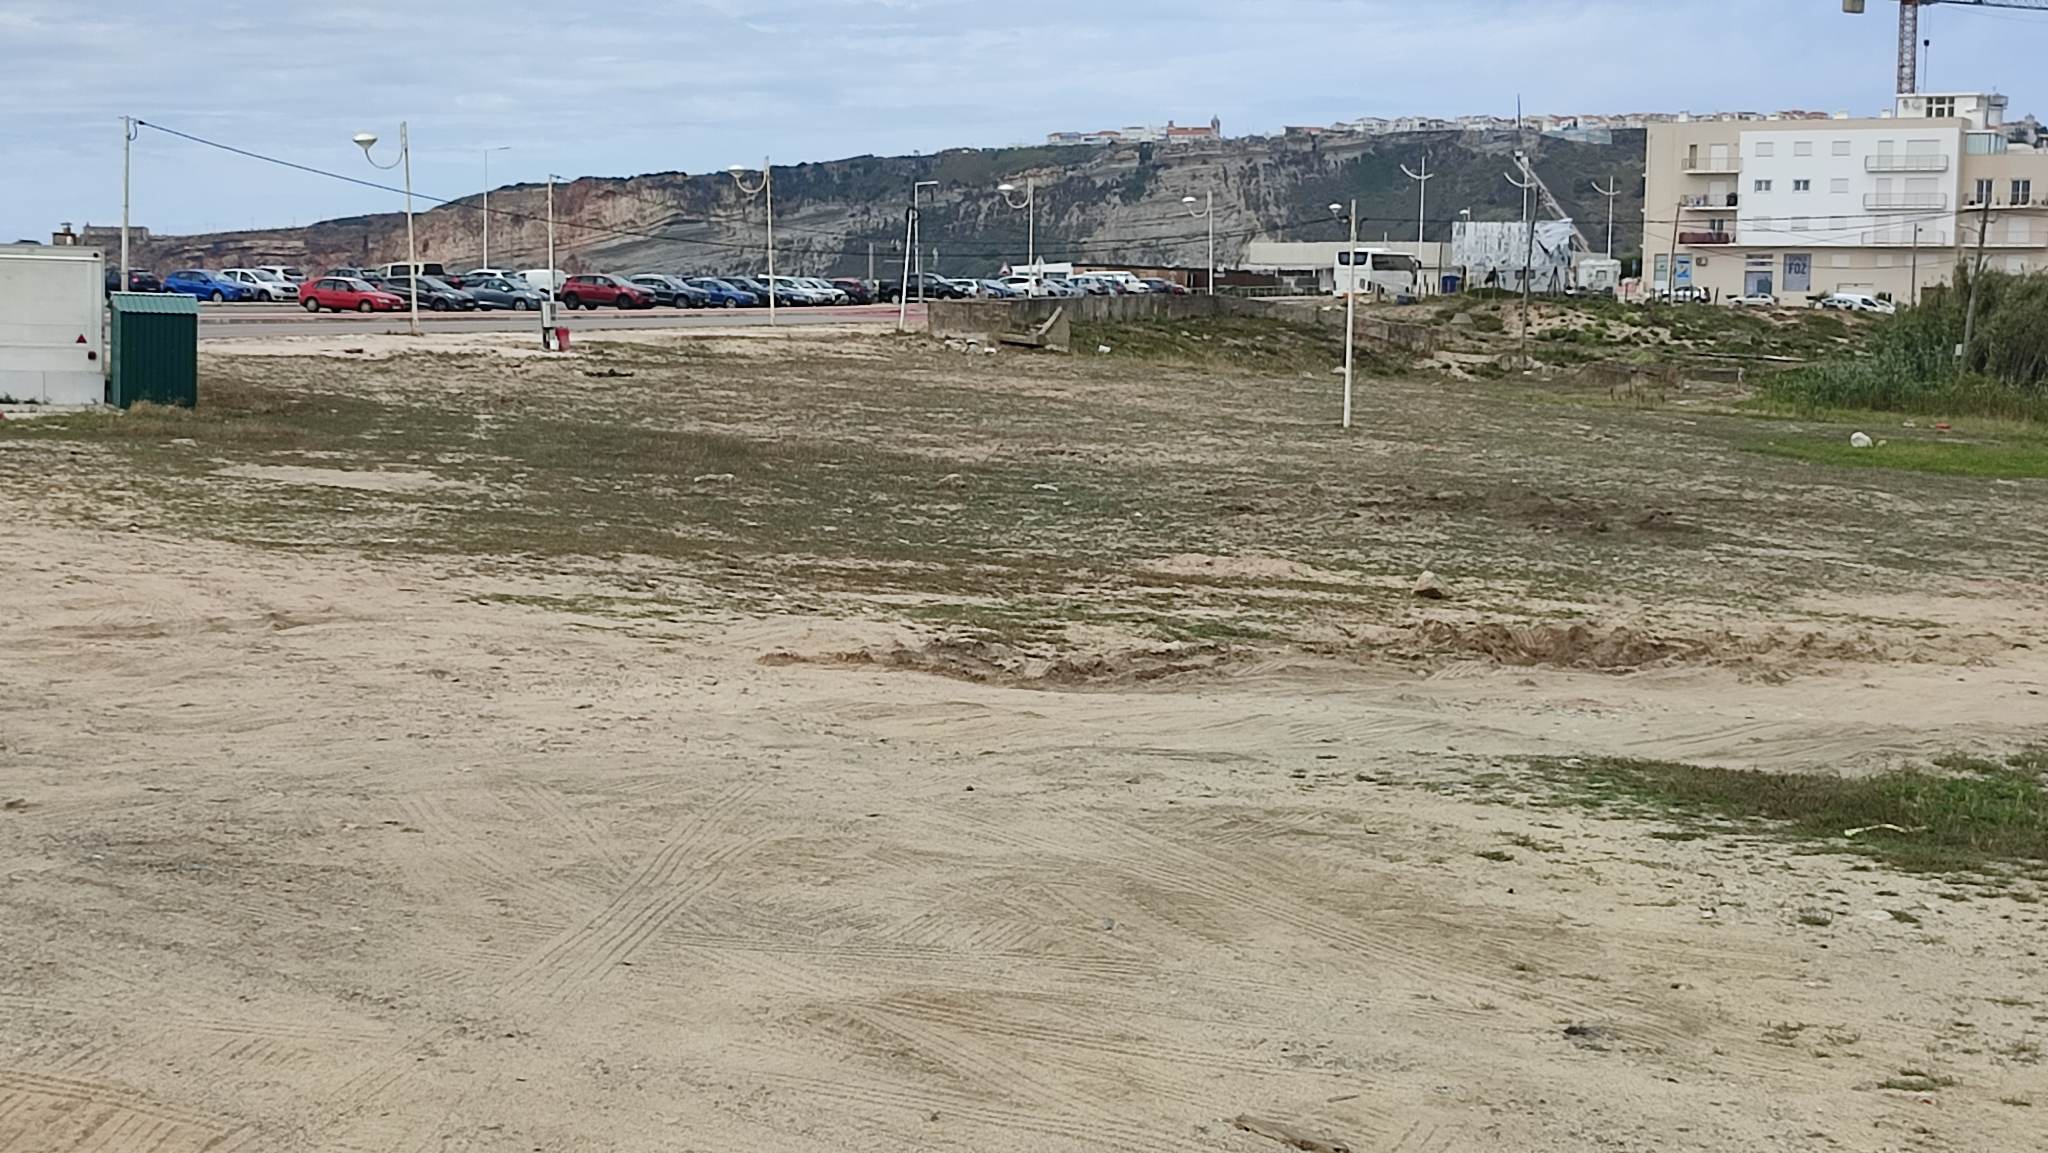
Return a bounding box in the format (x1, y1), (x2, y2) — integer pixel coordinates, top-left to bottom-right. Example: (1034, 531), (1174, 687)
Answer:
(1935, 422), (1953, 431)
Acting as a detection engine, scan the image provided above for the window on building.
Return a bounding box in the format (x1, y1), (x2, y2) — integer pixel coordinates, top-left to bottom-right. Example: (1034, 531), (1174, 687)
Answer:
(1926, 96), (1956, 119)
(1794, 140), (1814, 157)
(2009, 218), (2032, 244)
(2013, 179), (2033, 206)
(1974, 178), (1994, 205)
(1791, 217), (1811, 231)
(1831, 178), (1850, 194)
(1783, 253), (1812, 293)
(1793, 179), (1811, 192)
(1753, 216), (1773, 232)
(1906, 138), (1940, 156)
(1756, 141), (1775, 158)
(2009, 257), (2029, 274)
(1832, 140), (1851, 156)
(1754, 178), (1773, 192)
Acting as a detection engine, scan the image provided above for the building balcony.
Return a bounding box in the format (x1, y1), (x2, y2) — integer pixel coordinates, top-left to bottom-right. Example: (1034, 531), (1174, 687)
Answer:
(1678, 231), (1736, 245)
(1679, 193), (1739, 210)
(1683, 158), (1741, 174)
(1866, 154), (1950, 173)
(1864, 192), (1949, 211)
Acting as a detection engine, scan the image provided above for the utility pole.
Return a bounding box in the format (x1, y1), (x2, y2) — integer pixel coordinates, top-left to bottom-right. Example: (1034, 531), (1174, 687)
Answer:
(897, 205), (915, 332)
(1961, 196), (1994, 373)
(546, 174), (557, 287)
(868, 241), (875, 283)
(912, 179), (938, 310)
(1909, 221), (1921, 307)
(1665, 199), (1682, 307)
(120, 116), (136, 290)
(1591, 176), (1620, 259)
(1505, 153), (1536, 369)
(1329, 200), (1357, 430)
(1400, 154), (1435, 293)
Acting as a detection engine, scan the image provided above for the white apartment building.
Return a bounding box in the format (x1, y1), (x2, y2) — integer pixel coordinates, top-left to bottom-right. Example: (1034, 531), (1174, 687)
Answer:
(1644, 92), (2048, 302)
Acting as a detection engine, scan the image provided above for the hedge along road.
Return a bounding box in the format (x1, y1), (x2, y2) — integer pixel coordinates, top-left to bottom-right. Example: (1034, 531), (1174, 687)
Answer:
(187, 302), (919, 340)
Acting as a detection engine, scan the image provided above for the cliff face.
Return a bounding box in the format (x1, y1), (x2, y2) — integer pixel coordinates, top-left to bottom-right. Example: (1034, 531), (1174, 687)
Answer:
(127, 131), (1646, 278)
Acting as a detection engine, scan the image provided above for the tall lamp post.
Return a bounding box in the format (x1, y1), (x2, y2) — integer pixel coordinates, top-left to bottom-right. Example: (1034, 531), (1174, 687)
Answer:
(1181, 191), (1215, 294)
(1400, 154), (1435, 293)
(997, 179), (1036, 273)
(728, 158), (776, 327)
(481, 145), (511, 268)
(912, 179), (938, 309)
(1330, 200), (1357, 430)
(353, 123), (420, 337)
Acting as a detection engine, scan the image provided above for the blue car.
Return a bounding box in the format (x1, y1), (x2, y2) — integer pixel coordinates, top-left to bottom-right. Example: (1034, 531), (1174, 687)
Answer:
(163, 269), (253, 302)
(687, 277), (760, 308)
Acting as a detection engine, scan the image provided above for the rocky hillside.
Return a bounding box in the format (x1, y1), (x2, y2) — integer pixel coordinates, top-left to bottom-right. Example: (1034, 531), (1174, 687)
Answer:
(126, 131), (1645, 279)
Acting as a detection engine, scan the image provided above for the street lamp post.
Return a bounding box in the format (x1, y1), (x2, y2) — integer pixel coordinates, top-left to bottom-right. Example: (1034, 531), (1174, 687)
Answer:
(1330, 200), (1357, 430)
(354, 123), (420, 337)
(912, 179), (938, 309)
(997, 178), (1035, 272)
(482, 146), (511, 268)
(1400, 154), (1435, 293)
(1181, 191), (1214, 294)
(728, 158), (775, 327)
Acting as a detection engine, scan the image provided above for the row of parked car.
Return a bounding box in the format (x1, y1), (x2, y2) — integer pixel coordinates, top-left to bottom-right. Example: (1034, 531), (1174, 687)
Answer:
(112, 260), (1201, 311)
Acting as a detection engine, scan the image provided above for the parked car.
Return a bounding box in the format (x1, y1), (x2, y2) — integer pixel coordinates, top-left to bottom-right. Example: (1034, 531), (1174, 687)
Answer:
(795, 277), (851, 304)
(461, 267), (523, 285)
(687, 277), (760, 308)
(375, 262), (458, 288)
(974, 279), (1021, 299)
(629, 274), (711, 308)
(730, 276), (802, 306)
(558, 273), (654, 310)
(1728, 292), (1778, 308)
(300, 275), (406, 313)
(163, 269), (253, 302)
(1141, 277), (1190, 296)
(878, 273), (967, 302)
(105, 268), (163, 294)
(1039, 278), (1084, 298)
(764, 276), (832, 305)
(375, 273), (478, 311)
(256, 265), (308, 284)
(222, 268), (299, 302)
(465, 276), (547, 311)
(327, 267), (374, 281)
(1066, 274), (1116, 296)
(830, 277), (877, 304)
(1815, 292), (1896, 314)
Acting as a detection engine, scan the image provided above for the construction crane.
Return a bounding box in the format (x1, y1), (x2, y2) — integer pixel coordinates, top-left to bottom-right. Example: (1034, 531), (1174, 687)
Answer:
(1843, 1), (2048, 95)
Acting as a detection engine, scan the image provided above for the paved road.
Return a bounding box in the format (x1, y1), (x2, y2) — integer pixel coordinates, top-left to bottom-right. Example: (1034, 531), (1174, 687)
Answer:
(196, 302), (921, 341)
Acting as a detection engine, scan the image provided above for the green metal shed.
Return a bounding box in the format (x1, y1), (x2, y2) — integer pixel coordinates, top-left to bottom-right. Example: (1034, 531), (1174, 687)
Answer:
(108, 292), (199, 408)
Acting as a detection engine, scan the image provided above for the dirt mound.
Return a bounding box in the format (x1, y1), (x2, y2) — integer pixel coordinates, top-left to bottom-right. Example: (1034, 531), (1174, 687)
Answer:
(761, 636), (1235, 689)
(1402, 621), (1901, 673)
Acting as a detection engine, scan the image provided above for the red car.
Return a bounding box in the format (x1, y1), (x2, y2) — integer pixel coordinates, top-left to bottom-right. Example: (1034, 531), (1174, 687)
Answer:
(559, 274), (655, 310)
(301, 275), (405, 313)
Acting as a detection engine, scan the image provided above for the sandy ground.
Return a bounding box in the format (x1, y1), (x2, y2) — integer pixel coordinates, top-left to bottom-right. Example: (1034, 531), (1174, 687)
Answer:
(4, 506), (2046, 1153)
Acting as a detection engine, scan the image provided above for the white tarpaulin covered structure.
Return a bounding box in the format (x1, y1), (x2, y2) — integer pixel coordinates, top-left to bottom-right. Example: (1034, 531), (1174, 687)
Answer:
(1451, 220), (1577, 294)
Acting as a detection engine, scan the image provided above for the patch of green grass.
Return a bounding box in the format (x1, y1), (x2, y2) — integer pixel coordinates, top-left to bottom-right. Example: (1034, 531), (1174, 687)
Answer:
(1748, 435), (2048, 479)
(1514, 750), (2048, 877)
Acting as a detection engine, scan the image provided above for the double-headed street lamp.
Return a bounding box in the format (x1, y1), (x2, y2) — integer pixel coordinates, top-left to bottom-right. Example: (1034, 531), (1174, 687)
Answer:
(354, 123), (420, 336)
(1181, 191), (1215, 295)
(728, 157), (775, 327)
(997, 179), (1035, 272)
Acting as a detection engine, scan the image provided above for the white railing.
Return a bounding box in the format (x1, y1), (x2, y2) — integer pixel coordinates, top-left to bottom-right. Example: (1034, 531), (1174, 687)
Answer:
(1863, 192), (1948, 211)
(1865, 154), (1949, 172)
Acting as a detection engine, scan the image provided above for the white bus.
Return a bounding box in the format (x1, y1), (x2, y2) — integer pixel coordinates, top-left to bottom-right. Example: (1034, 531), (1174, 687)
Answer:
(1332, 248), (1422, 298)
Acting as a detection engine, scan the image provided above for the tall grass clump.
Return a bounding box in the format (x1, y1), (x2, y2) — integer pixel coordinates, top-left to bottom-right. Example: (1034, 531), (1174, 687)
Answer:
(1760, 265), (2048, 422)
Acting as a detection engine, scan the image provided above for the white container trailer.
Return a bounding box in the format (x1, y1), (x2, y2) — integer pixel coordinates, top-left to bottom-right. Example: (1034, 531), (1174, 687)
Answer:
(0, 244), (107, 406)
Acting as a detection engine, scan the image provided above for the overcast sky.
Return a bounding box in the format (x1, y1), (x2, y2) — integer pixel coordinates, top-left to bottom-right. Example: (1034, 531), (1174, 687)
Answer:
(5, 0), (2047, 241)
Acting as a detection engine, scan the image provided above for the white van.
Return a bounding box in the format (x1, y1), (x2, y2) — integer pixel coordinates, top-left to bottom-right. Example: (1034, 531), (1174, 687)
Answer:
(520, 269), (566, 294)
(1087, 270), (1150, 294)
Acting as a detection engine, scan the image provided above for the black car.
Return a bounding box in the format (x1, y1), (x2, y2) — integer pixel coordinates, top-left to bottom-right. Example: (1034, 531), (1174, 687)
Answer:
(105, 268), (163, 294)
(369, 273), (478, 312)
(629, 274), (711, 308)
(877, 273), (966, 303)
(465, 276), (546, 311)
